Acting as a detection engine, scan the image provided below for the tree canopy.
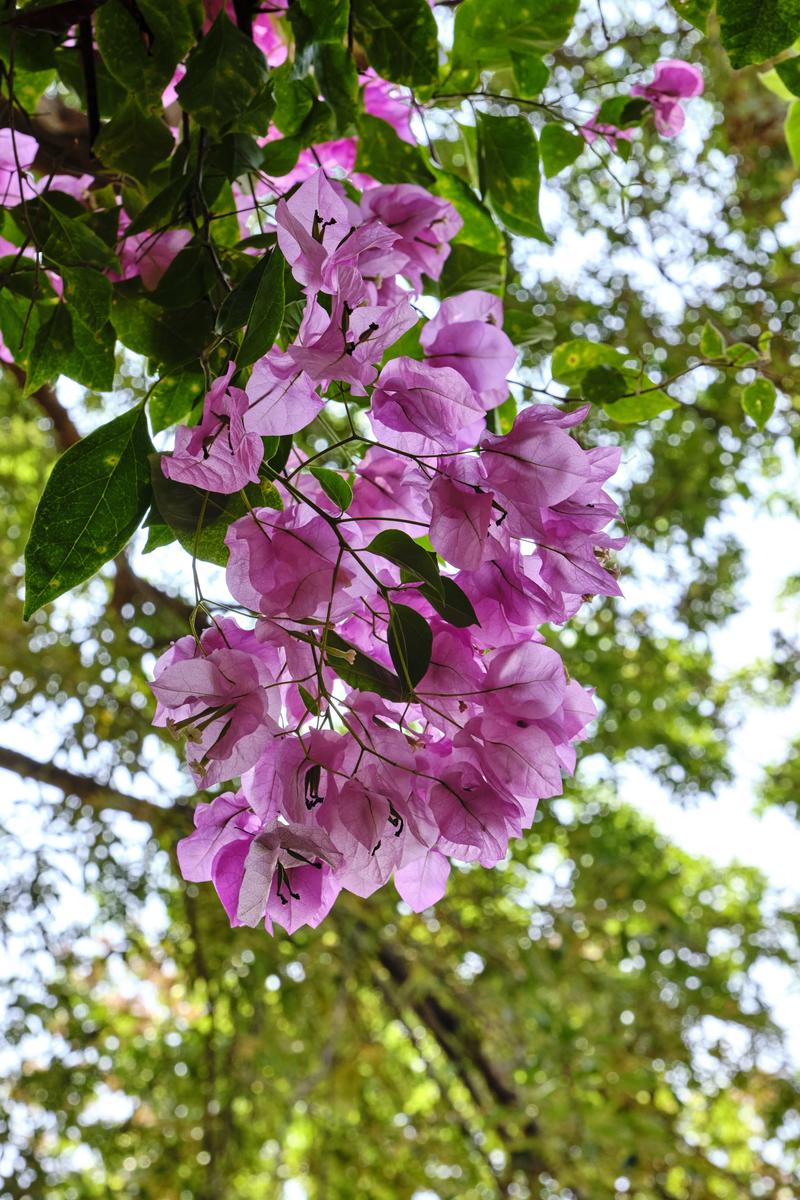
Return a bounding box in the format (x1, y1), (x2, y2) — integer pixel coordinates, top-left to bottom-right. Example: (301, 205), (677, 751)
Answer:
(1, 0), (799, 1197)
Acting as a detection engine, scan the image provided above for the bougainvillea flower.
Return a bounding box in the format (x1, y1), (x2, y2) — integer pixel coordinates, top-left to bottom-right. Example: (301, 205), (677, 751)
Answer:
(631, 59), (704, 137)
(360, 184), (463, 287)
(580, 111), (634, 152)
(244, 350), (323, 436)
(0, 129), (40, 205)
(420, 290), (517, 407)
(162, 364), (263, 493)
(361, 69), (415, 144)
(370, 357), (485, 452)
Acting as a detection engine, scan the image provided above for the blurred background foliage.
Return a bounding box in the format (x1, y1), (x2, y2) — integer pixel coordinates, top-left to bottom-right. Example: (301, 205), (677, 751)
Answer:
(2, 1), (800, 1198)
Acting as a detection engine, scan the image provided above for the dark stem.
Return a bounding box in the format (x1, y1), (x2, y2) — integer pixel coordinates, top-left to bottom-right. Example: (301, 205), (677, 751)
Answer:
(77, 18), (100, 145)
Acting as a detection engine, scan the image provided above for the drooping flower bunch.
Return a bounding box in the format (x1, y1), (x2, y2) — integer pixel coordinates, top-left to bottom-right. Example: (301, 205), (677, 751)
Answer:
(151, 168), (624, 934)
(581, 59), (704, 149)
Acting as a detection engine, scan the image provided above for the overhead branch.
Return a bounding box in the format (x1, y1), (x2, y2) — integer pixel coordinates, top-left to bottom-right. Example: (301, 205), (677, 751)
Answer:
(0, 744), (181, 832)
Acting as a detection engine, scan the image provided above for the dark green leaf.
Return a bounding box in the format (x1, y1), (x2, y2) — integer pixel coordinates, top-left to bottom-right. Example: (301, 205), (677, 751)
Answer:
(387, 603), (432, 689)
(177, 14), (269, 133)
(366, 530), (443, 598)
(64, 317), (116, 392)
(309, 467), (353, 511)
(776, 56), (800, 95)
(314, 44), (360, 133)
(419, 576), (478, 628)
(41, 199), (119, 271)
(24, 405), (153, 617)
(95, 0), (193, 98)
(356, 114), (435, 186)
(261, 135), (303, 176)
(718, 0), (800, 68)
(112, 286), (214, 371)
(476, 112), (549, 242)
(62, 267), (112, 332)
(26, 305), (74, 394)
(123, 176), (191, 238)
(351, 0), (438, 87)
(297, 0), (350, 41)
(215, 252), (271, 335)
(539, 123), (584, 178)
(511, 53), (549, 96)
(503, 308), (555, 349)
(323, 631), (406, 701)
(149, 244), (219, 310)
(142, 522), (176, 553)
(433, 173), (504, 255)
(238, 249), (286, 367)
(580, 364), (628, 405)
(596, 95), (649, 129)
(453, 0), (579, 67)
(741, 378), (776, 429)
(94, 98), (174, 181)
(148, 370), (205, 434)
(272, 63), (317, 135)
(439, 242), (506, 297)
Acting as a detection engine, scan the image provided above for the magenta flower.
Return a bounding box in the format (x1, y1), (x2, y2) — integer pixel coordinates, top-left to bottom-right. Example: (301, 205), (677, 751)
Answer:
(420, 290), (517, 407)
(162, 364), (264, 494)
(370, 357), (485, 452)
(631, 59), (704, 137)
(428, 469), (494, 571)
(244, 350), (323, 437)
(579, 112), (634, 153)
(0, 129), (40, 206)
(117, 225), (192, 291)
(360, 184), (463, 288)
(151, 635), (278, 788)
(361, 69), (415, 145)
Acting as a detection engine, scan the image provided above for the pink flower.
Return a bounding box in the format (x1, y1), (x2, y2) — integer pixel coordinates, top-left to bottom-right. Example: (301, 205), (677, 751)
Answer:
(631, 59), (704, 137)
(244, 350), (323, 436)
(360, 184), (463, 288)
(370, 357), (485, 453)
(117, 224), (192, 290)
(0, 129), (40, 205)
(151, 633), (278, 788)
(361, 69), (415, 145)
(225, 505), (359, 622)
(580, 112), (634, 152)
(420, 290), (517, 407)
(287, 294), (417, 395)
(428, 468), (494, 570)
(162, 364), (263, 494)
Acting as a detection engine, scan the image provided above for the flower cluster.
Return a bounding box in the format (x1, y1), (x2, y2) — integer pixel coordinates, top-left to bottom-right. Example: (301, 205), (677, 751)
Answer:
(152, 167), (624, 934)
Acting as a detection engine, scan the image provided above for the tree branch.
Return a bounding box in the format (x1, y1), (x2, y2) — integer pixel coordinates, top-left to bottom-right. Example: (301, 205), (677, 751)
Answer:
(0, 745), (180, 831)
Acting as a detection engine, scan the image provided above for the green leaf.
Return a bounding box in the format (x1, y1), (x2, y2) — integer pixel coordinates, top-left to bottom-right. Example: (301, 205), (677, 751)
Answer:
(297, 684), (320, 716)
(142, 522), (176, 553)
(476, 112), (549, 242)
(511, 52), (549, 97)
(297, 0), (350, 42)
(418, 575), (478, 628)
(366, 529), (443, 599)
(351, 0), (439, 87)
(387, 603), (432, 689)
(93, 97), (174, 182)
(95, 0), (193, 99)
(668, 0), (714, 31)
(439, 242), (506, 297)
(216, 251), (274, 336)
(503, 308), (555, 349)
(718, 0), (800, 68)
(433, 173), (504, 255)
(323, 631), (406, 701)
(24, 405), (153, 618)
(64, 317), (116, 392)
(41, 199), (119, 271)
(123, 176), (191, 238)
(177, 14), (270, 133)
(580, 364), (628, 405)
(551, 339), (623, 388)
(309, 467), (353, 511)
(539, 123), (584, 178)
(261, 135), (303, 176)
(237, 249), (286, 367)
(62, 267), (112, 332)
(356, 114), (435, 186)
(726, 341), (760, 366)
(741, 377), (776, 429)
(150, 462), (283, 567)
(26, 305), (74, 394)
(149, 244), (219, 310)
(314, 44), (360, 133)
(699, 320), (726, 358)
(596, 95), (649, 129)
(785, 100), (800, 168)
(272, 63), (317, 136)
(148, 369), (205, 434)
(112, 286), (214, 371)
(605, 388), (678, 424)
(776, 56), (800, 96)
(453, 0), (579, 68)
